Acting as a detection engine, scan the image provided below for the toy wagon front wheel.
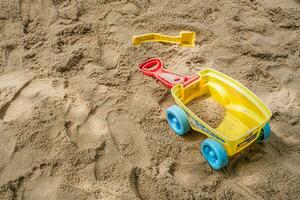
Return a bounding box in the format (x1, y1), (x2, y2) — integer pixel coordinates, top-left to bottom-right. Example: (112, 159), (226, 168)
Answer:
(166, 105), (191, 136)
(200, 138), (228, 170)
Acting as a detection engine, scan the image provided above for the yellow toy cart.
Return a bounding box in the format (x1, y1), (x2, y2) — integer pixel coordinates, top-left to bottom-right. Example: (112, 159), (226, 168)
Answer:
(139, 58), (272, 170)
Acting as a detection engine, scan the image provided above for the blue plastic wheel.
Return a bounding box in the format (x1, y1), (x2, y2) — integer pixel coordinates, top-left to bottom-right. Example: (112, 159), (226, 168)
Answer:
(258, 122), (271, 143)
(200, 138), (228, 170)
(166, 105), (191, 136)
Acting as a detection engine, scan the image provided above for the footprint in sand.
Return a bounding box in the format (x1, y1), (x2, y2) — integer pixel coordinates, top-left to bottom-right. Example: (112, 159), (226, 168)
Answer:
(67, 98), (151, 169)
(0, 44), (23, 70)
(21, 176), (63, 200)
(0, 122), (16, 175)
(100, 45), (120, 70)
(173, 163), (212, 189)
(259, 65), (299, 107)
(0, 143), (48, 185)
(0, 70), (32, 108)
(22, 176), (93, 200)
(57, 185), (93, 200)
(0, 79), (64, 122)
(106, 111), (150, 168)
(67, 98), (115, 150)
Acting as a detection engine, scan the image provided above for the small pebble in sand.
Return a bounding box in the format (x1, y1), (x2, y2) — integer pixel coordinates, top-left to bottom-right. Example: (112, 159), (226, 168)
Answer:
(186, 95), (226, 128)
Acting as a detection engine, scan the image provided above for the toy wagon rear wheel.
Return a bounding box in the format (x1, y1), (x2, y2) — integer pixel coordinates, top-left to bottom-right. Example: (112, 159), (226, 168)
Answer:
(200, 138), (228, 170)
(257, 122), (271, 143)
(166, 105), (191, 136)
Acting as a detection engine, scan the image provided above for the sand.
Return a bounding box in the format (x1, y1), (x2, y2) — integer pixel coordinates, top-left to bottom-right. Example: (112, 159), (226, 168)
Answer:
(186, 95), (226, 128)
(0, 0), (300, 199)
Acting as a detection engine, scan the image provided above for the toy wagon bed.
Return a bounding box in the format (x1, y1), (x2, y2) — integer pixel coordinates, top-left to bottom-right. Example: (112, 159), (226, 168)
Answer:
(166, 69), (272, 169)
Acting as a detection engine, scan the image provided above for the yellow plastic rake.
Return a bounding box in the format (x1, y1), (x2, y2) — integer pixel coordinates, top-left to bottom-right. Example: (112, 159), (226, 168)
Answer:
(132, 31), (195, 47)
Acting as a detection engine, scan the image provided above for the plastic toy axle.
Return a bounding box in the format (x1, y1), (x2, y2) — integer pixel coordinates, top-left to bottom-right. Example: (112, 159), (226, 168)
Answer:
(132, 31), (195, 47)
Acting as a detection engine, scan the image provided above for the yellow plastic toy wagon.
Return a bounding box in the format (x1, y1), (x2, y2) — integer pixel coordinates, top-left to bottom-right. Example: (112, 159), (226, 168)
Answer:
(139, 58), (272, 170)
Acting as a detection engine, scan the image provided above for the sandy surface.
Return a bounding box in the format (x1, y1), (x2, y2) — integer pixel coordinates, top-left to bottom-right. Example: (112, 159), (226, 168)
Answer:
(0, 0), (300, 199)
(186, 95), (226, 128)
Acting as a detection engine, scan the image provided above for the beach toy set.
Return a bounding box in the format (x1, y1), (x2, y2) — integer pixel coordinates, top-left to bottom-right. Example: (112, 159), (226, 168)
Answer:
(132, 32), (272, 170)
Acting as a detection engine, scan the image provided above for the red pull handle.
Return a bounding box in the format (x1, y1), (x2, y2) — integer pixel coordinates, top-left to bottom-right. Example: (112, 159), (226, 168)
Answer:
(139, 58), (198, 88)
(139, 58), (163, 75)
